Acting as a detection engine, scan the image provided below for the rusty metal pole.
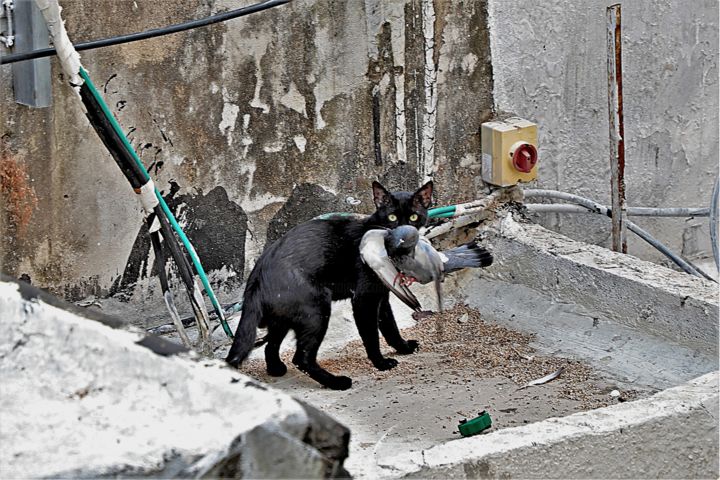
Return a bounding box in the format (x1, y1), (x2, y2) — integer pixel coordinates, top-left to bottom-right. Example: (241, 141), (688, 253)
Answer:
(606, 4), (627, 253)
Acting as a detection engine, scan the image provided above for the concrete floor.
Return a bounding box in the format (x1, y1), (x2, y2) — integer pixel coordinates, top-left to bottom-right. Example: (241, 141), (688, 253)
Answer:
(154, 271), (717, 478)
(152, 216), (718, 478)
(243, 344), (633, 478)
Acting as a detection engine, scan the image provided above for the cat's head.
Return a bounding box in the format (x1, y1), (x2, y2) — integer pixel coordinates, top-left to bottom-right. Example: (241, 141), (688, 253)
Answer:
(368, 180), (434, 229)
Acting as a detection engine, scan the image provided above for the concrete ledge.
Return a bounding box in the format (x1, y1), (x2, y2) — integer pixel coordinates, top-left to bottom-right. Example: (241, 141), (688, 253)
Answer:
(0, 280), (349, 478)
(485, 215), (718, 356)
(400, 371), (719, 479)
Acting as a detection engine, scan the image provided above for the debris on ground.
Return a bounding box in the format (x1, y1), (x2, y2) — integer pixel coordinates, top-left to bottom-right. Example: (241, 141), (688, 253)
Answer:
(243, 304), (642, 410)
(458, 411), (492, 437)
(519, 367), (564, 390)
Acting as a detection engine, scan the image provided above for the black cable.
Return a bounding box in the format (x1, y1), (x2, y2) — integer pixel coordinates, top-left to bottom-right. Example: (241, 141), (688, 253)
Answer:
(79, 82), (147, 188)
(0, 0), (291, 65)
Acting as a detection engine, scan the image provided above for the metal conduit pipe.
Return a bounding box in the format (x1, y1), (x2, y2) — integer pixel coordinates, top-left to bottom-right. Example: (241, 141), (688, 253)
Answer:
(711, 178), (719, 270)
(522, 189), (715, 281)
(525, 204), (710, 217)
(526, 204), (607, 215)
(628, 207), (710, 217)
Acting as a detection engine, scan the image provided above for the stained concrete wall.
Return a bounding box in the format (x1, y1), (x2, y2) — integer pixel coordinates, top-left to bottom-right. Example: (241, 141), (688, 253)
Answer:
(1, 0), (717, 315)
(488, 0), (719, 267)
(0, 0), (493, 316)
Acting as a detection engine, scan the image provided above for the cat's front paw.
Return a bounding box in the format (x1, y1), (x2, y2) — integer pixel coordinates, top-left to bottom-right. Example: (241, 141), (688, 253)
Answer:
(373, 357), (399, 371)
(395, 339), (419, 354)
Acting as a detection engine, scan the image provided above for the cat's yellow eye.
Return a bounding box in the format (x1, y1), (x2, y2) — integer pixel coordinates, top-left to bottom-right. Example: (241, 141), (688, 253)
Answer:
(388, 214), (398, 222)
(410, 214), (419, 222)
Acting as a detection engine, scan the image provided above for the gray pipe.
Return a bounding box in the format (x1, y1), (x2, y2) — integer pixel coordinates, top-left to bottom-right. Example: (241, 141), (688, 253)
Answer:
(525, 204), (709, 217)
(711, 178), (719, 270)
(624, 207), (709, 217)
(522, 189), (715, 281)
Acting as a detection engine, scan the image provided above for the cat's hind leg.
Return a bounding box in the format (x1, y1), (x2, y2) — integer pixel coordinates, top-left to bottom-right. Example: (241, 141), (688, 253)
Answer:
(291, 302), (352, 390)
(264, 322), (290, 376)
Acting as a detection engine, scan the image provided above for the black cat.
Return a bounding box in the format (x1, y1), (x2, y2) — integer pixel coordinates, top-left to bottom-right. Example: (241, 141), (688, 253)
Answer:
(225, 181), (434, 390)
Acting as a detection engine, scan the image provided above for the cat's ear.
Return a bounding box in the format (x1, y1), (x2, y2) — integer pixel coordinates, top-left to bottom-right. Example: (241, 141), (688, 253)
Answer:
(372, 181), (392, 208)
(412, 180), (433, 209)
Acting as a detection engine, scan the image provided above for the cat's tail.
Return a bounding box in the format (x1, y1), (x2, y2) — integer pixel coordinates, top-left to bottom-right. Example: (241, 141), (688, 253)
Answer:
(442, 242), (493, 274)
(225, 282), (262, 367)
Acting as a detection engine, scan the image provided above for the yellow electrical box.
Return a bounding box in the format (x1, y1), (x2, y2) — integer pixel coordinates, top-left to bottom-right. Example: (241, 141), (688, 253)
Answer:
(481, 117), (538, 187)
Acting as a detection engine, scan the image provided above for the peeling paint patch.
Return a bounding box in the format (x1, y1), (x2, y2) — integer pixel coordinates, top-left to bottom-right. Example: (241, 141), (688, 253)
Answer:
(219, 102), (240, 145)
(219, 86), (240, 146)
(242, 192), (287, 213)
(460, 153), (480, 170)
(250, 51), (270, 114)
(461, 52), (479, 73)
(318, 184), (338, 195)
(293, 135), (307, 153)
(280, 82), (308, 117)
(394, 67), (408, 164)
(239, 114), (253, 159)
(263, 141), (285, 153)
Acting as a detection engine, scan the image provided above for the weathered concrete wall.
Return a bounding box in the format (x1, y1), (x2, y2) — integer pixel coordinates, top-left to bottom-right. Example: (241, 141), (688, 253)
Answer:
(488, 0), (719, 267)
(0, 0), (493, 315)
(1, 0), (716, 314)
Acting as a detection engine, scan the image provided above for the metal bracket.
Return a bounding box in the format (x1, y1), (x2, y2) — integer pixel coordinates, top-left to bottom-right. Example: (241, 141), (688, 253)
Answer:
(0, 0), (15, 48)
(6, 0), (52, 108)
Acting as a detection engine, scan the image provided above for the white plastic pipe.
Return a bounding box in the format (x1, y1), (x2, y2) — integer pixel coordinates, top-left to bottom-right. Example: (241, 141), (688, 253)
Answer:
(34, 0), (82, 87)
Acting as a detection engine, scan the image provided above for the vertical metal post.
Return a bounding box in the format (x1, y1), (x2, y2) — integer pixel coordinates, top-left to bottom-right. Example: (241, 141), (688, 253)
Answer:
(606, 4), (627, 253)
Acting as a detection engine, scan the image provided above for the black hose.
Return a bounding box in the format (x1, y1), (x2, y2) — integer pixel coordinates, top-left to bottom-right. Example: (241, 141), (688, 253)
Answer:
(0, 0), (292, 65)
(79, 82), (147, 189)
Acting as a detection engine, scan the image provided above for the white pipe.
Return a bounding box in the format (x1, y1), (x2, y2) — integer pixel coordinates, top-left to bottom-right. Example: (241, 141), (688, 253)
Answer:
(424, 189), (508, 240)
(34, 0), (82, 87)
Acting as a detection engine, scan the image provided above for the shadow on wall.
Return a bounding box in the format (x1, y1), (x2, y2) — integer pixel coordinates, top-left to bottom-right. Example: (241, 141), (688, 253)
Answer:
(110, 184), (247, 301)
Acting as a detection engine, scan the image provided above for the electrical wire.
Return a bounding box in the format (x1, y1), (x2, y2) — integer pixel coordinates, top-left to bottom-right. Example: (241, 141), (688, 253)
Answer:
(78, 66), (233, 338)
(1, 0), (291, 65)
(524, 204), (709, 217)
(523, 189), (716, 282)
(710, 177), (719, 271)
